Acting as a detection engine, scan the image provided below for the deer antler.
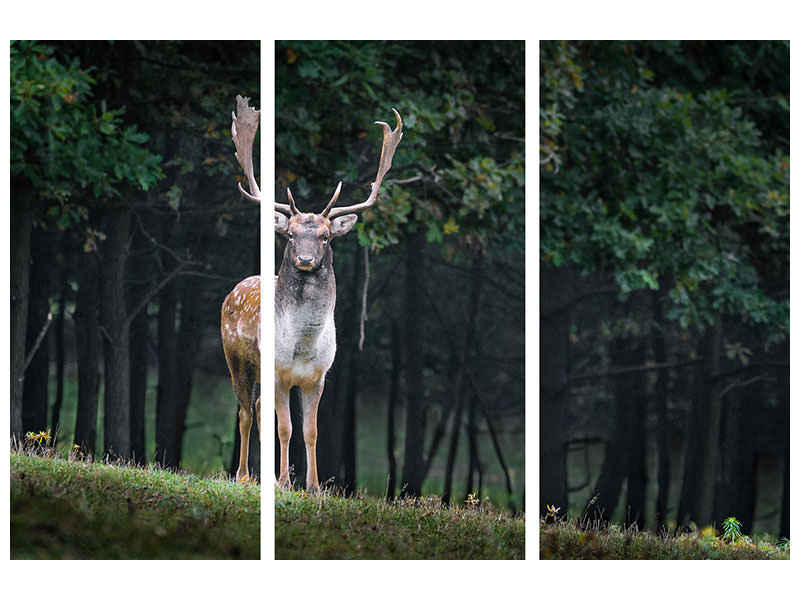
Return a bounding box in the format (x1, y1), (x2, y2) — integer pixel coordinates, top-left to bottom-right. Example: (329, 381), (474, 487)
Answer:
(231, 95), (261, 202)
(324, 108), (403, 219)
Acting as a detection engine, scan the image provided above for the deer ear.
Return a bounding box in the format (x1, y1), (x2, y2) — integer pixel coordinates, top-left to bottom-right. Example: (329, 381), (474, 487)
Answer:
(275, 212), (289, 237)
(330, 214), (358, 238)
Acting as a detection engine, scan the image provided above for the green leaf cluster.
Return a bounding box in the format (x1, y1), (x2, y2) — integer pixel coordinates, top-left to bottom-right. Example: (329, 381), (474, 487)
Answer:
(540, 41), (788, 335)
(10, 41), (163, 215)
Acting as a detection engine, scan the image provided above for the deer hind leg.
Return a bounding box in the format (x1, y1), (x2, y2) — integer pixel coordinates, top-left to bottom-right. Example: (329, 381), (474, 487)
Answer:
(300, 379), (324, 494)
(236, 403), (253, 482)
(232, 365), (257, 483)
(275, 380), (292, 489)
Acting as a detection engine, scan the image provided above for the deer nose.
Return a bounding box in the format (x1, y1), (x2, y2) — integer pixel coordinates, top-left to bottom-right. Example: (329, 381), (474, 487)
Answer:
(296, 255), (315, 269)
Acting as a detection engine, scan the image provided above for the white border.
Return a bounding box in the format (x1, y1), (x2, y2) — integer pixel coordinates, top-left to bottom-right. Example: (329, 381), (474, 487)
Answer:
(2, 1), (798, 598)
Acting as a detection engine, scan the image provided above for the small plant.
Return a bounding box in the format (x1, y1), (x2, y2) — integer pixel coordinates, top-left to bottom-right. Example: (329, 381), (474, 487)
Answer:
(545, 504), (561, 524)
(23, 430), (54, 457)
(721, 517), (744, 544)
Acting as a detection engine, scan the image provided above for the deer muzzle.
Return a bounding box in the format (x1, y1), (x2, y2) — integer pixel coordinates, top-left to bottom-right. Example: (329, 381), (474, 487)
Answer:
(295, 255), (315, 270)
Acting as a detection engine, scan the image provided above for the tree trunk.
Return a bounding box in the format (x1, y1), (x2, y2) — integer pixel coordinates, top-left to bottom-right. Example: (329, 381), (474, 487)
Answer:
(51, 238), (70, 441)
(713, 384), (757, 534)
(540, 263), (572, 516)
(100, 206), (132, 460)
(400, 231), (426, 497)
(155, 237), (180, 467)
(464, 389), (481, 502)
(442, 249), (484, 505)
(10, 179), (34, 442)
(385, 320), (401, 500)
(174, 273), (202, 465)
(128, 222), (150, 464)
(779, 443), (789, 540)
(340, 243), (364, 493)
(678, 320), (722, 529)
(653, 294), (671, 531)
(74, 239), (101, 456)
(22, 226), (52, 435)
(624, 374), (648, 529)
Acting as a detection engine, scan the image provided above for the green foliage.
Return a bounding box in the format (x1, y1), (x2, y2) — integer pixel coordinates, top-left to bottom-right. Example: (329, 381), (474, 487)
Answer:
(721, 516), (746, 544)
(10, 41), (163, 213)
(10, 452), (259, 559)
(540, 41), (788, 336)
(276, 41), (525, 251)
(276, 487), (524, 559)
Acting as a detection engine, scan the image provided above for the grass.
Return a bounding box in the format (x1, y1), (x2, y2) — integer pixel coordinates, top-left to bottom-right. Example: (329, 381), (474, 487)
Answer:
(47, 371), (238, 476)
(540, 513), (789, 560)
(10, 449), (259, 559)
(275, 487), (525, 559)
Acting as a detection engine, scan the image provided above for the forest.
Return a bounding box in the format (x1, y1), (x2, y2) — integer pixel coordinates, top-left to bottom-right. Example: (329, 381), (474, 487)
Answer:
(275, 41), (525, 507)
(10, 41), (261, 474)
(10, 40), (525, 510)
(540, 41), (789, 538)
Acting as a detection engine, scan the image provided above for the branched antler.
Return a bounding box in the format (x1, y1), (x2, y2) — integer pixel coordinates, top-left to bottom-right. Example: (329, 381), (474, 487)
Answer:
(231, 95), (261, 202)
(277, 109), (403, 218)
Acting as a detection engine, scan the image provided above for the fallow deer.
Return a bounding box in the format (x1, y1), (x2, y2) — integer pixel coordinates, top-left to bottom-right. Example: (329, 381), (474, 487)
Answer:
(221, 95), (261, 482)
(225, 95), (403, 491)
(274, 109), (403, 493)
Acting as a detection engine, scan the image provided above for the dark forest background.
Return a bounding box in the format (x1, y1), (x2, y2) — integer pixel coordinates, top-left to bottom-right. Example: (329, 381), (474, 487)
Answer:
(274, 41), (525, 507)
(10, 41), (261, 475)
(540, 41), (789, 537)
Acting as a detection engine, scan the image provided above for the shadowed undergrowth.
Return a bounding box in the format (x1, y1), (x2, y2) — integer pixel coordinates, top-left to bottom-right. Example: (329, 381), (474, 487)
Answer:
(540, 514), (789, 560)
(10, 451), (259, 559)
(275, 487), (524, 559)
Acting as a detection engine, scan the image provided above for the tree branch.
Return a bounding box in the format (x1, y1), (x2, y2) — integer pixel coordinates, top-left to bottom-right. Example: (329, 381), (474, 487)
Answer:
(23, 313), (53, 372)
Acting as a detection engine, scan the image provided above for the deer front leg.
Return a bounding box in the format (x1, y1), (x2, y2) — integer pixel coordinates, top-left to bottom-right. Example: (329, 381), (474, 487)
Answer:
(301, 379), (324, 494)
(275, 380), (292, 489)
(237, 404), (253, 482)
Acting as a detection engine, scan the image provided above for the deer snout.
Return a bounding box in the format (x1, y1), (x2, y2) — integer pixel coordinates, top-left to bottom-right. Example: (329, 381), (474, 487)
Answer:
(295, 255), (315, 270)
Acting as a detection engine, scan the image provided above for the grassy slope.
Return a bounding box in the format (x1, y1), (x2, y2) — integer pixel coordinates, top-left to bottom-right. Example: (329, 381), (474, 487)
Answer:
(540, 518), (789, 560)
(275, 488), (525, 559)
(10, 453), (259, 559)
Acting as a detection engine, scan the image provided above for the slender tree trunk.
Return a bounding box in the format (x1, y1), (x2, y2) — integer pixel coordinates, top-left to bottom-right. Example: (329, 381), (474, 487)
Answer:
(155, 217), (180, 467)
(385, 320), (401, 500)
(540, 263), (572, 516)
(678, 320), (722, 529)
(22, 226), (52, 434)
(653, 295), (671, 532)
(400, 231), (426, 497)
(713, 384), (757, 534)
(51, 238), (70, 440)
(174, 274), (202, 465)
(100, 206), (132, 460)
(464, 390), (481, 502)
(340, 243), (365, 493)
(74, 239), (101, 456)
(442, 249), (484, 505)
(10, 180), (34, 442)
(779, 444), (789, 540)
(128, 220), (150, 464)
(625, 378), (648, 529)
